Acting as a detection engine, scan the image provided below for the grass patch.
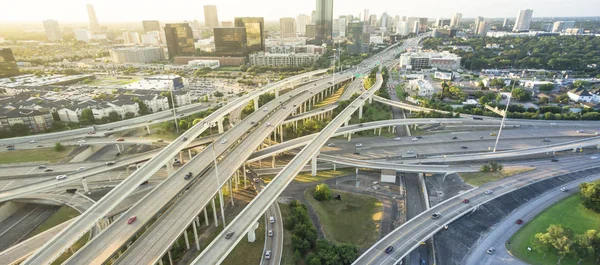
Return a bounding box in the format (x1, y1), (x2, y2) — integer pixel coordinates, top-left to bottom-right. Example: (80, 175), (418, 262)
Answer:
(0, 146), (76, 164)
(509, 194), (600, 265)
(294, 169), (355, 183)
(222, 217), (265, 265)
(460, 166), (535, 186)
(315, 87), (345, 108)
(29, 206), (80, 237)
(279, 203), (296, 265)
(304, 188), (382, 248)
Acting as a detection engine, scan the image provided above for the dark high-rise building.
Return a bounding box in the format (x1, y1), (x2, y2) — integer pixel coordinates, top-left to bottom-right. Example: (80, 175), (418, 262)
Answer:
(214, 27), (248, 56)
(234, 17), (265, 53)
(346, 22), (369, 55)
(43, 20), (63, 41)
(306, 24), (318, 39)
(0, 48), (19, 78)
(164, 23), (195, 59)
(314, 0), (333, 45)
(142, 20), (161, 33)
(204, 5), (219, 28)
(418, 18), (428, 33)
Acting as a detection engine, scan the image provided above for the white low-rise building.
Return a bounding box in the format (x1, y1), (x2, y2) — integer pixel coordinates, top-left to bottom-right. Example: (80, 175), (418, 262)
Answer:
(187, 60), (220, 69)
(400, 51), (461, 70)
(568, 88), (593, 103)
(408, 79), (434, 97)
(249, 53), (320, 67)
(110, 46), (165, 63)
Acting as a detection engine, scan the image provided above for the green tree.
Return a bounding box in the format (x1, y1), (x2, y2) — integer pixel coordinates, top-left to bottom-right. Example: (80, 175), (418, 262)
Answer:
(480, 164), (490, 172)
(124, 112), (135, 119)
(107, 111), (120, 122)
(54, 142), (65, 152)
(573, 230), (598, 264)
(178, 120), (189, 130)
(81, 108), (95, 124)
(556, 94), (570, 104)
(539, 83), (555, 91)
(213, 91), (224, 97)
(511, 88), (532, 101)
(314, 183), (332, 201)
(133, 97), (151, 115)
(240, 65), (248, 72)
(580, 180), (600, 213)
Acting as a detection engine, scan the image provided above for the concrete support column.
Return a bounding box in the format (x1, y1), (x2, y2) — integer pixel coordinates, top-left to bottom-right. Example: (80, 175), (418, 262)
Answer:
(204, 207), (209, 226)
(115, 144), (121, 153)
(311, 154), (318, 176)
(217, 117), (224, 134)
(272, 155), (276, 168)
(82, 178), (90, 193)
(243, 164), (248, 189)
(179, 152), (185, 164)
(359, 105), (363, 119)
(183, 228), (190, 249)
(247, 221), (260, 242)
(393, 126), (396, 133)
(192, 220), (200, 250)
(167, 162), (174, 175)
(211, 198), (218, 227)
(229, 180), (234, 206)
(275, 88), (279, 98)
(188, 149), (193, 160)
(235, 170), (239, 190)
(348, 133), (352, 142)
(159, 259), (164, 265)
(333, 163), (337, 171)
(168, 250), (173, 265)
(379, 127), (382, 136)
(369, 96), (373, 104)
(254, 98), (259, 111)
(146, 125), (151, 134)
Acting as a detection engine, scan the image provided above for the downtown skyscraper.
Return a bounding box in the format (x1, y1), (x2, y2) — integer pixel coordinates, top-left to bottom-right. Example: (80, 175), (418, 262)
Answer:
(43, 19), (63, 41)
(234, 17), (265, 53)
(164, 23), (195, 59)
(86, 4), (100, 31)
(513, 9), (533, 32)
(450, 12), (462, 29)
(280, 18), (297, 38)
(204, 5), (219, 28)
(314, 0), (333, 45)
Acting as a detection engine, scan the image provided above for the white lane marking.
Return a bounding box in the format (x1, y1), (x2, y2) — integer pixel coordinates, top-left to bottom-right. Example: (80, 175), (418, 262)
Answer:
(1, 180), (14, 190)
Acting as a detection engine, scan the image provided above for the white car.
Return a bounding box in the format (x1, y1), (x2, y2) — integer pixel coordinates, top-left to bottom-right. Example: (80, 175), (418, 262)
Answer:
(591, 156), (598, 159)
(406, 150), (414, 154)
(266, 122), (271, 127)
(29, 139), (38, 143)
(394, 137), (401, 141)
(355, 143), (363, 147)
(268, 230), (273, 237)
(263, 107), (268, 112)
(265, 250), (271, 260)
(484, 190), (493, 195)
(55, 175), (67, 180)
(411, 138), (418, 141)
(220, 139), (227, 144)
(560, 187), (568, 192)
(327, 143), (335, 147)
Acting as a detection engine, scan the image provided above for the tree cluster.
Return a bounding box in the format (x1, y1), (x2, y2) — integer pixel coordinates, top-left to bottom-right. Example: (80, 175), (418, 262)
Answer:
(305, 240), (360, 265)
(580, 180), (600, 213)
(313, 183), (333, 201)
(285, 201), (318, 255)
(534, 224), (600, 264)
(480, 161), (503, 172)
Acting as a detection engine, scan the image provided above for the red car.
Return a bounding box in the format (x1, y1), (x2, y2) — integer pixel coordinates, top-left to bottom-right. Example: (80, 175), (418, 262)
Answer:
(516, 219), (523, 225)
(116, 138), (125, 142)
(462, 198), (470, 203)
(127, 216), (137, 224)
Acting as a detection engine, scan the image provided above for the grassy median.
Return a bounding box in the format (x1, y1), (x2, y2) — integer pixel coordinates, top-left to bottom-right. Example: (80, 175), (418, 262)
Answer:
(460, 166), (535, 186)
(509, 194), (600, 265)
(0, 146), (76, 164)
(221, 217), (266, 265)
(305, 188), (382, 248)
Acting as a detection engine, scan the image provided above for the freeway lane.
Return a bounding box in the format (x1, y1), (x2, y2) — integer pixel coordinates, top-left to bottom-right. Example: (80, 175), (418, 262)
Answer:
(66, 70), (353, 265)
(22, 70), (328, 265)
(111, 72), (360, 265)
(352, 162), (600, 265)
(190, 74), (383, 265)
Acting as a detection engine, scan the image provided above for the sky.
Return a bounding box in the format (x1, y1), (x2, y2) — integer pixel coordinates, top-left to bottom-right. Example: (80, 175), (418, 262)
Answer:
(1, 0), (599, 23)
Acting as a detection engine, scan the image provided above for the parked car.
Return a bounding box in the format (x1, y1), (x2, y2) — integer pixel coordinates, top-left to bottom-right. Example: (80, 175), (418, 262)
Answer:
(127, 216), (137, 224)
(157, 139), (164, 143)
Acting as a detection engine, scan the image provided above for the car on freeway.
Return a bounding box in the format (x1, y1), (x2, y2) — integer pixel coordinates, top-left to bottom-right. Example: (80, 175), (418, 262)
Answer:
(106, 161), (116, 166)
(87, 131), (96, 135)
(38, 165), (46, 169)
(406, 150), (414, 154)
(461, 146), (468, 149)
(127, 216), (137, 224)
(265, 250), (271, 260)
(45, 168), (54, 172)
(157, 139), (164, 143)
(116, 138), (124, 141)
(263, 107), (268, 112)
(431, 213), (441, 219)
(37, 145), (44, 148)
(577, 130), (584, 133)
(269, 216), (275, 224)
(516, 219), (524, 225)
(411, 138), (418, 141)
(184, 172), (193, 180)
(55, 175), (67, 180)
(7, 147), (15, 150)
(560, 187), (568, 192)
(107, 128), (114, 131)
(182, 137), (188, 141)
(550, 122), (557, 126)
(355, 143), (363, 147)
(254, 178), (260, 183)
(486, 247), (495, 254)
(484, 190), (493, 195)
(266, 122), (271, 127)
(268, 230), (273, 237)
(542, 138), (551, 142)
(327, 143), (335, 147)
(225, 231), (235, 239)
(385, 246), (394, 254)
(394, 137), (401, 141)
(29, 139), (38, 143)
(451, 136), (458, 140)
(551, 158), (559, 162)
(591, 156), (598, 159)
(77, 167), (85, 171)
(221, 139), (227, 144)
(462, 198), (470, 203)
(250, 121), (255, 125)
(358, 123), (363, 127)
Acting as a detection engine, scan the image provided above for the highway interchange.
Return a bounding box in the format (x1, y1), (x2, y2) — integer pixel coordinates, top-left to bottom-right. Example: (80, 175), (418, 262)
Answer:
(1, 34), (599, 265)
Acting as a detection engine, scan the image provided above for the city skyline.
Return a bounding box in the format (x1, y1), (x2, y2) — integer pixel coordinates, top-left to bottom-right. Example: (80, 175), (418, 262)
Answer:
(1, 0), (599, 23)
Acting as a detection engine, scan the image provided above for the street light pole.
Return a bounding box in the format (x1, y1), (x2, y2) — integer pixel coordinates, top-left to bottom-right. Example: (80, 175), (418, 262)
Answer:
(209, 123), (227, 226)
(493, 78), (517, 152)
(169, 73), (179, 134)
